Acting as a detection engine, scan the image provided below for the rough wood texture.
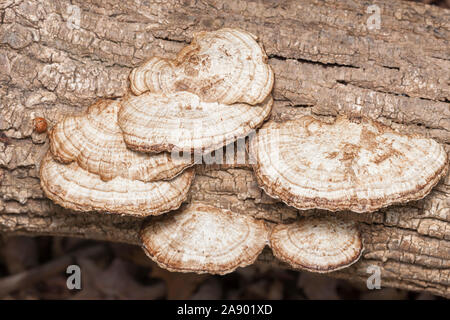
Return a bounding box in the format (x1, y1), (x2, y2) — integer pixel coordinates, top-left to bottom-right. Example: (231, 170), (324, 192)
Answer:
(0, 0), (449, 297)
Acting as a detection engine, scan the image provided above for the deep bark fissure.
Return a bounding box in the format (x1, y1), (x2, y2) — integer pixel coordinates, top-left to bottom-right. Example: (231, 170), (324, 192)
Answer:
(269, 54), (361, 69)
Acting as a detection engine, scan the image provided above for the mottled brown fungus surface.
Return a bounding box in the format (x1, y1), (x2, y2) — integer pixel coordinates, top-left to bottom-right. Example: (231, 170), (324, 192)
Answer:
(250, 116), (448, 213)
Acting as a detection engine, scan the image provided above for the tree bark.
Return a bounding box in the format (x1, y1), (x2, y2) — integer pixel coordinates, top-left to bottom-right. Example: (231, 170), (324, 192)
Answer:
(0, 0), (449, 297)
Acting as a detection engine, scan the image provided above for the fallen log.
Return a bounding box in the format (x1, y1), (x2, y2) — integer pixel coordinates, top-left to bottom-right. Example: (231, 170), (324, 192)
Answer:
(0, 0), (449, 297)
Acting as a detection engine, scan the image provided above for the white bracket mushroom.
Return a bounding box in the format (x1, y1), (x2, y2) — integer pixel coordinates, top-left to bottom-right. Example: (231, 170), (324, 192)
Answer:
(249, 116), (449, 213)
(118, 92), (272, 154)
(130, 28), (274, 105)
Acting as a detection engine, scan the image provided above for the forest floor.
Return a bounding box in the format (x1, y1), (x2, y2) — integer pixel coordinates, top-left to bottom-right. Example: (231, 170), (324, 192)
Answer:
(0, 236), (444, 300)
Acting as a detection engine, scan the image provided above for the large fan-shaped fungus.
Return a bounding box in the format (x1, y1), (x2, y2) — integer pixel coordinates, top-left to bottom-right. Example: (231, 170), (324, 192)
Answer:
(118, 91), (272, 154)
(250, 116), (448, 213)
(40, 152), (194, 217)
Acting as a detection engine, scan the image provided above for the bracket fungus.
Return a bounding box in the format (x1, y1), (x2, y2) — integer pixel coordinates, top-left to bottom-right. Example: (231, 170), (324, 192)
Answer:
(130, 28), (274, 105)
(270, 216), (363, 273)
(49, 99), (193, 182)
(40, 151), (194, 217)
(118, 91), (273, 154)
(37, 27), (397, 276)
(250, 116), (448, 213)
(140, 203), (269, 275)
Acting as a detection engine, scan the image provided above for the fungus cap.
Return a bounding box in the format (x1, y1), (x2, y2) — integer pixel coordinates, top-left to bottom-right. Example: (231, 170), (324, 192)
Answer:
(118, 91), (273, 154)
(130, 28), (274, 105)
(50, 99), (192, 182)
(270, 216), (363, 273)
(140, 203), (268, 275)
(40, 152), (194, 217)
(250, 116), (449, 213)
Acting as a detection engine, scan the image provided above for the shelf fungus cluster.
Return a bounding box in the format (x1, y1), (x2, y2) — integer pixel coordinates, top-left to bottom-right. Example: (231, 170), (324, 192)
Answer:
(120, 28), (274, 155)
(40, 99), (194, 217)
(39, 28), (448, 276)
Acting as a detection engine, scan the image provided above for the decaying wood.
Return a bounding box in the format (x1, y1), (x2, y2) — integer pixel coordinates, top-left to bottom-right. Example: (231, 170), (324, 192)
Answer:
(0, 0), (449, 297)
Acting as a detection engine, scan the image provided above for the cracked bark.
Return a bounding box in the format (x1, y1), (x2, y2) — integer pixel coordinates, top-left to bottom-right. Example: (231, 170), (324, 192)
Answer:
(0, 0), (449, 297)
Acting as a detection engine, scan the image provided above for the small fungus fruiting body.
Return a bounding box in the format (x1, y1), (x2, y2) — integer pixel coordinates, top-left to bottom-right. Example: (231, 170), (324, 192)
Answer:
(140, 203), (269, 275)
(249, 116), (448, 213)
(34, 117), (47, 133)
(49, 99), (193, 182)
(270, 216), (363, 273)
(130, 28), (274, 105)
